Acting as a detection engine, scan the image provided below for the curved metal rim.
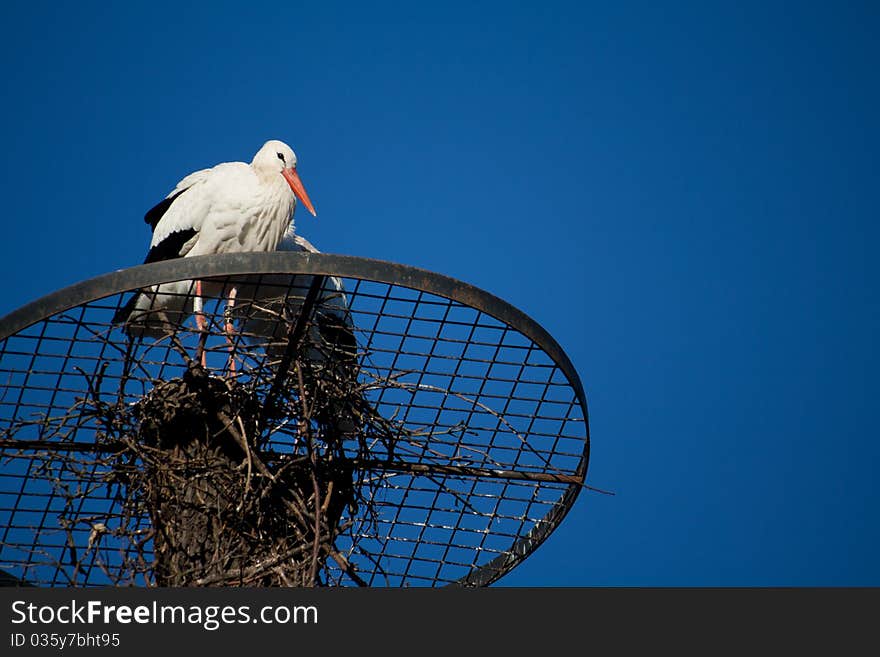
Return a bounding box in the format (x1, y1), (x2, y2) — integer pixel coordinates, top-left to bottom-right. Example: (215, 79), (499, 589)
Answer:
(0, 252), (590, 587)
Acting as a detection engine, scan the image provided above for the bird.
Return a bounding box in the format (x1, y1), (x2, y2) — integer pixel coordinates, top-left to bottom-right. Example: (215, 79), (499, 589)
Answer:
(113, 139), (317, 348)
(232, 231), (352, 358)
(231, 230), (362, 436)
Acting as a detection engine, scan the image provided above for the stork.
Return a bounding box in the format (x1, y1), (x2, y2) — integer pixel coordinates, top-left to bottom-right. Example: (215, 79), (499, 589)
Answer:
(231, 231), (361, 436)
(113, 139), (316, 365)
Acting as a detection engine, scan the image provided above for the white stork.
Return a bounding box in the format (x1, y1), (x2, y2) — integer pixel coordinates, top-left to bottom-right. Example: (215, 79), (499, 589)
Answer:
(113, 139), (316, 345)
(232, 231), (352, 359)
(230, 231), (361, 435)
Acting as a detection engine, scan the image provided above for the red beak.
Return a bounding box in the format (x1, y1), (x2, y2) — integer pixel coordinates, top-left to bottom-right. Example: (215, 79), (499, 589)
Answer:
(282, 167), (317, 216)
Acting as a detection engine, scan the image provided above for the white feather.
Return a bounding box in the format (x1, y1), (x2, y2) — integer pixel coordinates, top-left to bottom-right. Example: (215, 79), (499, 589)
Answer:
(233, 228), (353, 359)
(118, 140), (307, 338)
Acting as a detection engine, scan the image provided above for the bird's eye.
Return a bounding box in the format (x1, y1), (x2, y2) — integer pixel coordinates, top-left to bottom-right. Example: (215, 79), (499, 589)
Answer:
(276, 152), (285, 162)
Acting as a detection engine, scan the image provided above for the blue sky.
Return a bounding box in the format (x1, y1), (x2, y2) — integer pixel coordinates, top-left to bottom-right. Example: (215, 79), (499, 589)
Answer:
(1, 1), (878, 585)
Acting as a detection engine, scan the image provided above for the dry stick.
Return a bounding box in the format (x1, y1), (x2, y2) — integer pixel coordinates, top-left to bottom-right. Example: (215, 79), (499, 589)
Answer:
(166, 329), (196, 366)
(235, 413), (254, 499)
(321, 480), (335, 515)
(327, 550), (369, 587)
(218, 378), (254, 499)
(117, 336), (138, 410)
(294, 362), (322, 586)
(378, 377), (572, 476)
(219, 408), (335, 586)
(251, 275), (326, 583)
(192, 542), (310, 586)
(348, 459), (585, 485)
(227, 377), (357, 587)
(273, 566), (294, 587)
(62, 313), (156, 390)
(259, 275), (326, 431)
(215, 411), (312, 532)
(0, 437), (604, 492)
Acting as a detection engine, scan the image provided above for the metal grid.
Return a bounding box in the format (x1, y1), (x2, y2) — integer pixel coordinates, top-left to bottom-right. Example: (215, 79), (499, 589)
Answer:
(0, 253), (589, 587)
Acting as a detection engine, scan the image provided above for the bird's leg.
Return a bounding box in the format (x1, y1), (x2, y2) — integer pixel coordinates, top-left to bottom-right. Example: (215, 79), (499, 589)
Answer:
(194, 280), (205, 329)
(194, 279), (207, 368)
(224, 285), (238, 373)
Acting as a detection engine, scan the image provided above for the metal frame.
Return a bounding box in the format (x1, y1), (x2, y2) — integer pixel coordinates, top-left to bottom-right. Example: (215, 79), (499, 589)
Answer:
(0, 253), (590, 587)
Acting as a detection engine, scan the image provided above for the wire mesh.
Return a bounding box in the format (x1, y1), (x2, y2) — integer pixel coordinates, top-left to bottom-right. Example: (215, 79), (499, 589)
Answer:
(0, 253), (589, 587)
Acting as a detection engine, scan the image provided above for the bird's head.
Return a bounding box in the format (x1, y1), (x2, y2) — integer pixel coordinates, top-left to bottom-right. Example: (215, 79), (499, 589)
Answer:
(253, 139), (317, 216)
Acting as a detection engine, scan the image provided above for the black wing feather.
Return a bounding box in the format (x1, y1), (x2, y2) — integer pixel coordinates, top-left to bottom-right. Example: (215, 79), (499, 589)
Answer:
(112, 289), (142, 325)
(142, 183), (199, 263)
(115, 185), (197, 326)
(144, 187), (189, 231)
(143, 228), (197, 264)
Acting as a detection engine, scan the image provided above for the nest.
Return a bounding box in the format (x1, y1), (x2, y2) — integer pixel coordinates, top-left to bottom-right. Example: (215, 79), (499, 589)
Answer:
(0, 261), (590, 588)
(127, 362), (355, 586)
(21, 294), (392, 587)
